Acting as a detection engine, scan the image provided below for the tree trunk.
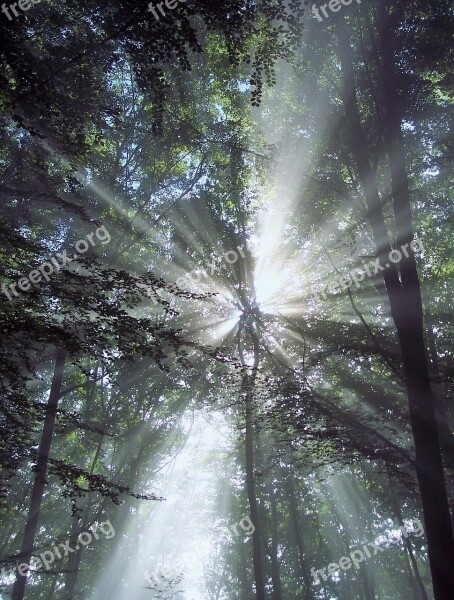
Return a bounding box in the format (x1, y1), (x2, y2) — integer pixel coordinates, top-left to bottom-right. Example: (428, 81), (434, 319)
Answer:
(269, 483), (283, 600)
(423, 293), (454, 520)
(245, 380), (266, 599)
(337, 14), (454, 598)
(329, 496), (354, 600)
(12, 348), (66, 600)
(63, 506), (84, 600)
(64, 370), (103, 600)
(282, 471), (314, 599)
(388, 475), (429, 600)
(238, 533), (253, 599)
(238, 323), (266, 599)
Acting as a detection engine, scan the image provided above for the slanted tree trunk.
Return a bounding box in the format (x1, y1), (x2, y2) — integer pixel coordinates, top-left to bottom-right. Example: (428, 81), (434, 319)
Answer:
(336, 13), (454, 598)
(12, 348), (66, 600)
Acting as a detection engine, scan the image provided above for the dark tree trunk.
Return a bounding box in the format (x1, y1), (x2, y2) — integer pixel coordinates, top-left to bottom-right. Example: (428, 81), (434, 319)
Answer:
(63, 507), (84, 600)
(238, 536), (253, 599)
(269, 484), (283, 600)
(245, 380), (266, 599)
(12, 348), (66, 600)
(388, 476), (429, 600)
(64, 371), (103, 600)
(238, 323), (266, 599)
(282, 472), (314, 599)
(423, 294), (454, 520)
(329, 497), (354, 600)
(337, 13), (454, 598)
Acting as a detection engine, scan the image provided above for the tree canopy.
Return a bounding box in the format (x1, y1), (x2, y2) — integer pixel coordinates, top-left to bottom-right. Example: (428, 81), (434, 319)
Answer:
(0, 1), (453, 599)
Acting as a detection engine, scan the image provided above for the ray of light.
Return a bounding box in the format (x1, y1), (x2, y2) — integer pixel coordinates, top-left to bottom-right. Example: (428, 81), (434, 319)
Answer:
(90, 411), (233, 600)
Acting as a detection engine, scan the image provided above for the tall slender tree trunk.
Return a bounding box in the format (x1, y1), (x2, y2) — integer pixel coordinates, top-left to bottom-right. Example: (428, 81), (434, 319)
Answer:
(245, 378), (266, 599)
(269, 483), (283, 600)
(337, 14), (454, 598)
(329, 497), (354, 600)
(378, 0), (454, 590)
(63, 504), (84, 600)
(238, 534), (253, 599)
(282, 472), (314, 599)
(423, 292), (454, 522)
(238, 323), (266, 599)
(12, 348), (66, 600)
(426, 309), (454, 471)
(388, 475), (429, 600)
(64, 369), (102, 600)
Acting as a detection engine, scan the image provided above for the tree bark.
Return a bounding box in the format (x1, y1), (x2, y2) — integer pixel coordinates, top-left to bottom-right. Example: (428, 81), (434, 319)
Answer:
(282, 471), (314, 599)
(238, 535), (253, 599)
(64, 369), (103, 600)
(238, 324), (266, 599)
(63, 506), (84, 600)
(337, 13), (454, 598)
(423, 293), (454, 521)
(245, 380), (266, 599)
(12, 348), (66, 600)
(269, 483), (283, 600)
(388, 475), (429, 600)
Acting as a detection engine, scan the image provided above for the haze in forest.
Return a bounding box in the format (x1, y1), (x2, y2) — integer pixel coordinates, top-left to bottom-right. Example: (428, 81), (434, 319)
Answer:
(0, 1), (453, 600)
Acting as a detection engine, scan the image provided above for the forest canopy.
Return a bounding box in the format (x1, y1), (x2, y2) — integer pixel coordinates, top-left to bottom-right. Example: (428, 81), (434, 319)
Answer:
(0, 0), (453, 599)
